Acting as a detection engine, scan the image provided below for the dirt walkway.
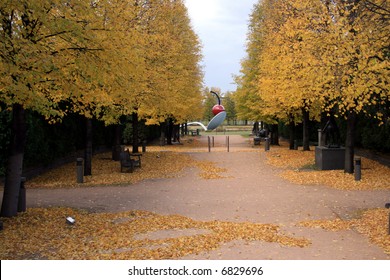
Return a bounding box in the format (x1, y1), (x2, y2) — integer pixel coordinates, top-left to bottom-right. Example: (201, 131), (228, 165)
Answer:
(11, 135), (390, 259)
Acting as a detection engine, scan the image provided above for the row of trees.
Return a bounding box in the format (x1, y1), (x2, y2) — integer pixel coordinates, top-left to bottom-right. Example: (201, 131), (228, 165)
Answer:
(234, 0), (389, 172)
(0, 0), (203, 217)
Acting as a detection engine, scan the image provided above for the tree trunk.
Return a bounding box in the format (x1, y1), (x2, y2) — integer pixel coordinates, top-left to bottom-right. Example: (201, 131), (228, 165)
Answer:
(253, 121), (259, 135)
(166, 118), (173, 145)
(181, 123), (187, 136)
(1, 104), (27, 217)
(112, 124), (122, 161)
(160, 122), (167, 146)
(271, 124), (279, 145)
(289, 119), (295, 150)
(173, 124), (180, 143)
(132, 112), (139, 153)
(84, 118), (93, 176)
(302, 108), (310, 151)
(344, 112), (357, 174)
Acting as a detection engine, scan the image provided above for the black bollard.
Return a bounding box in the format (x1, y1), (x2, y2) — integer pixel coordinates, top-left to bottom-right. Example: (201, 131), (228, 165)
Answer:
(318, 129), (323, 147)
(17, 177), (26, 212)
(0, 220), (3, 231)
(208, 136), (211, 152)
(76, 158), (84, 183)
(294, 140), (298, 150)
(227, 136), (230, 152)
(265, 137), (270, 151)
(354, 157), (361, 181)
(142, 141), (146, 153)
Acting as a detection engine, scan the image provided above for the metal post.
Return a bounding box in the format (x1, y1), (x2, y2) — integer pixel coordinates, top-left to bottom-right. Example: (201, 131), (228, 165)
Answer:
(318, 129), (322, 147)
(76, 158), (84, 183)
(212, 136), (215, 147)
(142, 141), (146, 153)
(385, 203), (390, 235)
(354, 157), (361, 181)
(0, 220), (3, 231)
(17, 177), (26, 212)
(227, 136), (230, 152)
(208, 136), (211, 152)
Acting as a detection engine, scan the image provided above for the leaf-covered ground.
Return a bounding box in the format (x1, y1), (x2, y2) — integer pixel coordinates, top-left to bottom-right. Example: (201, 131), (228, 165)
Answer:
(265, 143), (390, 190)
(26, 138), (228, 189)
(0, 207), (309, 260)
(1, 207), (388, 259)
(298, 209), (390, 255)
(265, 143), (390, 255)
(1, 137), (389, 259)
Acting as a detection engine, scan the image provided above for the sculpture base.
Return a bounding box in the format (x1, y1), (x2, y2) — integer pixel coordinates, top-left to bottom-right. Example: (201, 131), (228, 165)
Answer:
(315, 146), (345, 170)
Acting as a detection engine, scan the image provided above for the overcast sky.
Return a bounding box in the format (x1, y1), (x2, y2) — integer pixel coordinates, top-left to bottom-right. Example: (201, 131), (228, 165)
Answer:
(184, 0), (258, 93)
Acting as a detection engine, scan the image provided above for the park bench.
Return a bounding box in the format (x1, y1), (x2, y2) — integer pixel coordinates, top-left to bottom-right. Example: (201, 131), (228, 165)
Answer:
(253, 136), (261, 145)
(253, 129), (267, 145)
(293, 140), (303, 150)
(189, 129), (200, 136)
(120, 150), (142, 173)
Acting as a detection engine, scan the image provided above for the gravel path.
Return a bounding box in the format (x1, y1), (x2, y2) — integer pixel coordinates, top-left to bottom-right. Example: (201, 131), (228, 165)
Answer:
(7, 135), (390, 259)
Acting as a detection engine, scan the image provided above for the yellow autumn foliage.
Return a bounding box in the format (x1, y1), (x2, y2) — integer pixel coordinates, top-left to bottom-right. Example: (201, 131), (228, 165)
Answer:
(0, 0), (203, 123)
(235, 0), (389, 124)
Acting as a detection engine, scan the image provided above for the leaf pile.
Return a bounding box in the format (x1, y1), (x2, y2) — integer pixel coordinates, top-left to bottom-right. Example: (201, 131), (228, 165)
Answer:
(26, 150), (228, 189)
(0, 207), (310, 260)
(194, 161), (228, 179)
(298, 208), (390, 255)
(267, 147), (314, 169)
(265, 144), (390, 190)
(352, 209), (390, 255)
(298, 219), (353, 232)
(148, 137), (206, 153)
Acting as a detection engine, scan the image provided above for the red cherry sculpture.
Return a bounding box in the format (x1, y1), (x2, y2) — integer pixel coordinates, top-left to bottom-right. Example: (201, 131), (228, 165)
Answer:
(212, 104), (225, 116)
(210, 90), (225, 116)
